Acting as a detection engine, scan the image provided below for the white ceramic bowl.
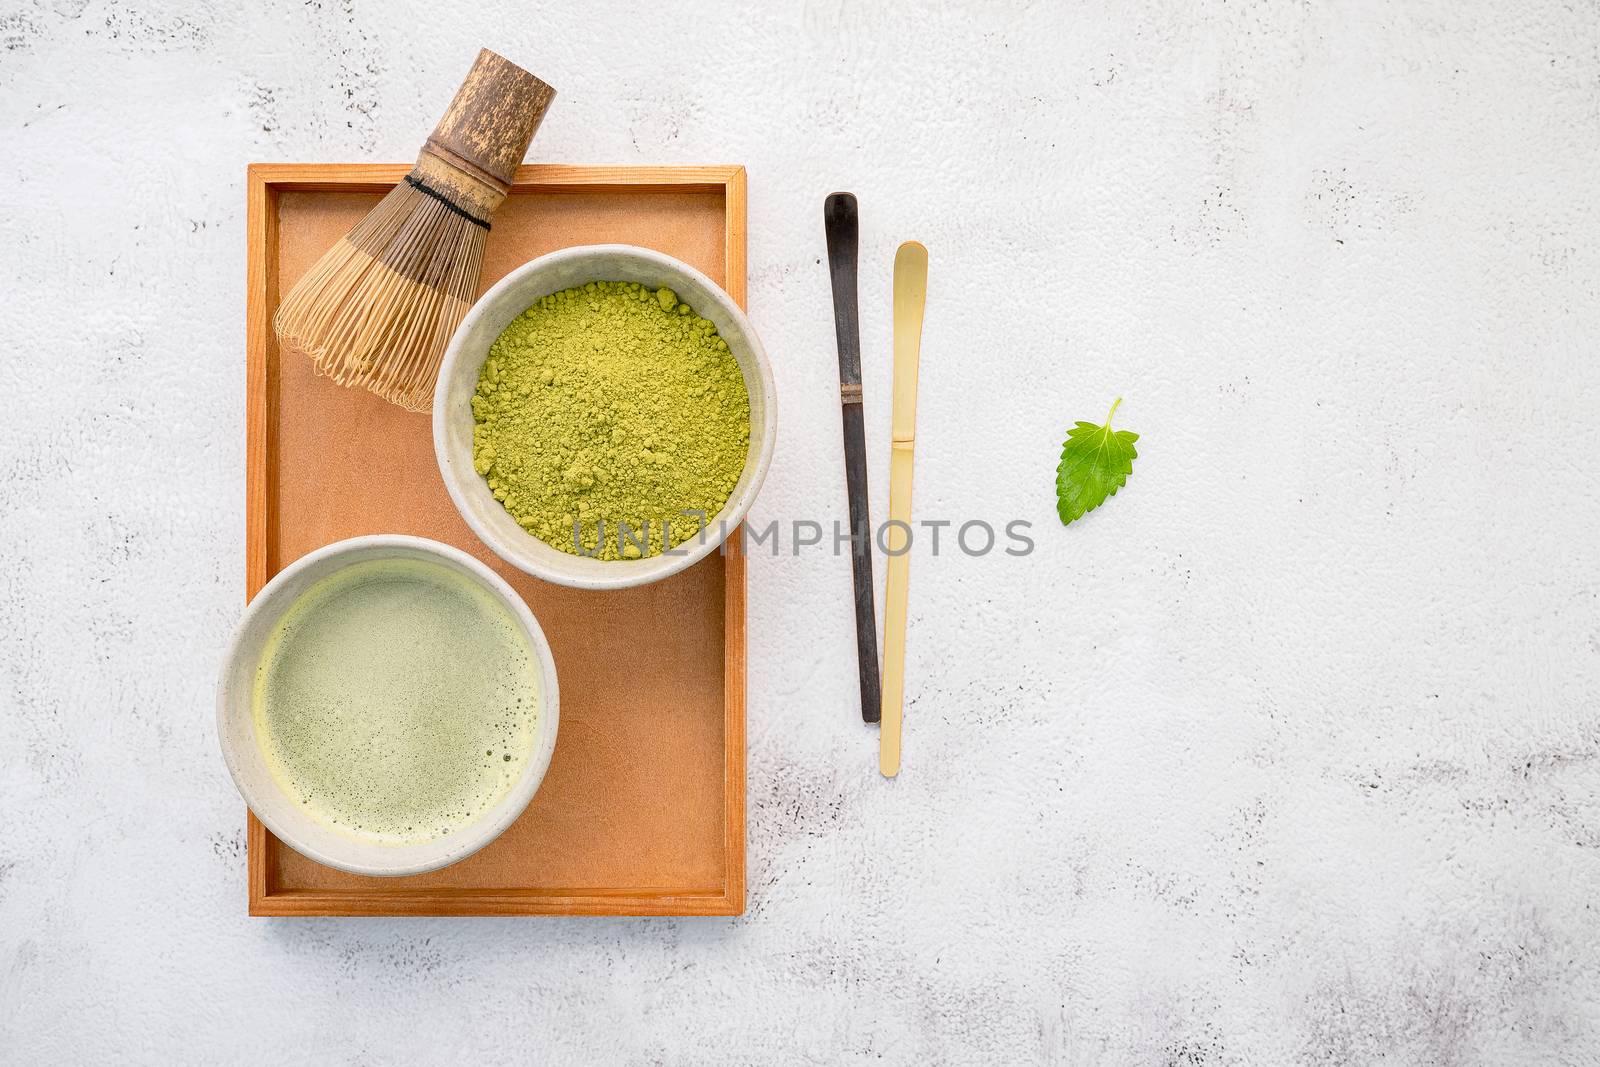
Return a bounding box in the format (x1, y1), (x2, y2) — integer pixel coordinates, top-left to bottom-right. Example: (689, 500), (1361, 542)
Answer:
(215, 535), (560, 878)
(433, 244), (777, 590)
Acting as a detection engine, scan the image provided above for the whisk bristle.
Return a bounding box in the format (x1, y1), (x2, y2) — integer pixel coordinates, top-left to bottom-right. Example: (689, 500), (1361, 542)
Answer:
(274, 178), (489, 412)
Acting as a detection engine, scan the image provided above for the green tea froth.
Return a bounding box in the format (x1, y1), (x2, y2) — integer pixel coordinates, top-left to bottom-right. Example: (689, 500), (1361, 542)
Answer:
(252, 557), (541, 845)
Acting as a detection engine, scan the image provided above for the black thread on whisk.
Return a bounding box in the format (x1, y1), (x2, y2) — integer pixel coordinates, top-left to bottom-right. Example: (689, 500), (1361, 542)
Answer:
(403, 174), (492, 231)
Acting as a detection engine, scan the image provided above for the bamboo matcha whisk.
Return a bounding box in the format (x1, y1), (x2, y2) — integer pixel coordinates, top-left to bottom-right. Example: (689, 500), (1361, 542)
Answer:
(274, 49), (555, 411)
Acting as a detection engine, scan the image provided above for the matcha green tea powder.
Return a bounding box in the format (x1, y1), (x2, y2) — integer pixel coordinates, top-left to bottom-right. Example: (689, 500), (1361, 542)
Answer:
(472, 281), (751, 560)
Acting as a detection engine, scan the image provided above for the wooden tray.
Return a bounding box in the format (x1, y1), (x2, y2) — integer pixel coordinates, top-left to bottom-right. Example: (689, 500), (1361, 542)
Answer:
(245, 164), (747, 916)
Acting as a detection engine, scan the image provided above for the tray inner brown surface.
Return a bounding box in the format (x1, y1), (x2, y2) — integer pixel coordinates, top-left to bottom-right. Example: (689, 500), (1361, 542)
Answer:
(252, 172), (741, 907)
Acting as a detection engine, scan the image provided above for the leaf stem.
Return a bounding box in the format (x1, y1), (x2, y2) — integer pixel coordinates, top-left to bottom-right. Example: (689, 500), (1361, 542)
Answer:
(1106, 396), (1123, 427)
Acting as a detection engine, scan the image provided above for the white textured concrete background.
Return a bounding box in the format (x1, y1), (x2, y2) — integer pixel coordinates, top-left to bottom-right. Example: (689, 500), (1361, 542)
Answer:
(4, 1), (1600, 1062)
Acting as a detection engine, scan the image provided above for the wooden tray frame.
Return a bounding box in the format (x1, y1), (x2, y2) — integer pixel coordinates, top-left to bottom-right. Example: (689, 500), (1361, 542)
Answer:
(244, 164), (747, 916)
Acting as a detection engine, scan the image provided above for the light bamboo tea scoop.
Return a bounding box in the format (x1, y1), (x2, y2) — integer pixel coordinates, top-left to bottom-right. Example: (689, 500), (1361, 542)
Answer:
(880, 241), (927, 778)
(274, 49), (555, 411)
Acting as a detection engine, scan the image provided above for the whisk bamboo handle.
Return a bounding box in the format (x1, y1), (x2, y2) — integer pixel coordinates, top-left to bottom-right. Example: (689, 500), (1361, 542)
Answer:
(418, 49), (556, 216)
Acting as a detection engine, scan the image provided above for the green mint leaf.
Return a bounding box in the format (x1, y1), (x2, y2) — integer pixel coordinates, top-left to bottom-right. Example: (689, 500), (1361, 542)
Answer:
(1055, 397), (1139, 526)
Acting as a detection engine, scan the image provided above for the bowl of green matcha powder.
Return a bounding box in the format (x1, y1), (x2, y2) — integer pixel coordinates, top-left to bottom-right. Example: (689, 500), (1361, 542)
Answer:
(434, 244), (776, 590)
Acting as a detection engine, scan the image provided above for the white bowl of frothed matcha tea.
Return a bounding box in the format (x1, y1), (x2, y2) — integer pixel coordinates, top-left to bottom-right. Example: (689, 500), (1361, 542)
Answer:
(433, 244), (777, 591)
(216, 536), (559, 877)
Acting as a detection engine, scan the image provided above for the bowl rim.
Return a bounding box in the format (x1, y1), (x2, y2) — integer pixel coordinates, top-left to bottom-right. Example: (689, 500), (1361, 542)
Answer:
(214, 534), (561, 878)
(431, 243), (777, 591)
